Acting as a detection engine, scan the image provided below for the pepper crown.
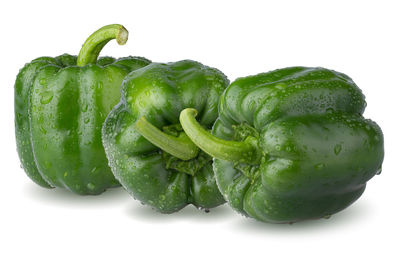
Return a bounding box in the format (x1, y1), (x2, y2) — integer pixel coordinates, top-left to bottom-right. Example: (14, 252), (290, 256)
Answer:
(179, 108), (261, 164)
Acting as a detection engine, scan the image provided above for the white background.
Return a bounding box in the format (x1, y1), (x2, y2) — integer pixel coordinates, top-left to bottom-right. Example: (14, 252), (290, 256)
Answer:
(1, 0), (399, 266)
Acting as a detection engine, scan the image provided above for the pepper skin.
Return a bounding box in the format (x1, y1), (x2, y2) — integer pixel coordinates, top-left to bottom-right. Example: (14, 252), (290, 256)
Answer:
(102, 60), (229, 212)
(180, 67), (384, 223)
(15, 24), (151, 194)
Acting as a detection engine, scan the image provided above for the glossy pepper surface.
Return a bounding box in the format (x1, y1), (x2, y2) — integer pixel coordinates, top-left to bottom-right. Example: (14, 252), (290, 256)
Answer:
(102, 60), (229, 212)
(180, 67), (384, 223)
(15, 24), (151, 194)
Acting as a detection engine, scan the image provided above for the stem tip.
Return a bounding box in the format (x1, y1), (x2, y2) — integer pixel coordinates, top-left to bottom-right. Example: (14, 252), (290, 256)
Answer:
(116, 26), (128, 45)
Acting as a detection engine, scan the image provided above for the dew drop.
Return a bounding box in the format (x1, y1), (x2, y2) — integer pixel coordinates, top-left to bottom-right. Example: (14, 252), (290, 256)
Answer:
(334, 144), (342, 155)
(82, 104), (88, 112)
(326, 108), (334, 114)
(40, 126), (47, 134)
(376, 165), (382, 175)
(314, 163), (325, 170)
(40, 91), (53, 104)
(87, 183), (95, 190)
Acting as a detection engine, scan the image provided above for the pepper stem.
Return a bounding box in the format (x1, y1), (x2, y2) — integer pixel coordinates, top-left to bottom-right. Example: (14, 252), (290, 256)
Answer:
(135, 117), (199, 161)
(77, 24), (128, 66)
(180, 108), (260, 163)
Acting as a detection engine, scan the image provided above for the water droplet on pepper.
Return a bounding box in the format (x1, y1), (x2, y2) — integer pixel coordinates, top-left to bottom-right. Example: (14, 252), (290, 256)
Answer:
(40, 91), (53, 104)
(334, 144), (342, 155)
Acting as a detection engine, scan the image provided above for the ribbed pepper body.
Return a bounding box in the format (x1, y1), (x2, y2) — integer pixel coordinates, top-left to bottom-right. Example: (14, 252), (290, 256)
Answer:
(15, 54), (151, 194)
(102, 60), (229, 212)
(180, 66), (384, 223)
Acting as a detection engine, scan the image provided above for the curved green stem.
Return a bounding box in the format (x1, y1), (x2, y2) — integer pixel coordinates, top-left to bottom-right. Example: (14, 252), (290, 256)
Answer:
(135, 117), (199, 161)
(77, 24), (128, 66)
(180, 108), (260, 163)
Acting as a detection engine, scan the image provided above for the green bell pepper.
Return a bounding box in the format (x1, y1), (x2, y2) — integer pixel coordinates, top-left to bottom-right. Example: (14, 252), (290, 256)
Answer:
(180, 67), (384, 223)
(15, 24), (151, 194)
(102, 60), (229, 212)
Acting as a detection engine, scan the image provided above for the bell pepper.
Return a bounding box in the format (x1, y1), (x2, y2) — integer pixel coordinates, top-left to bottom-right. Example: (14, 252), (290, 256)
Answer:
(102, 60), (229, 212)
(180, 67), (384, 223)
(15, 24), (151, 194)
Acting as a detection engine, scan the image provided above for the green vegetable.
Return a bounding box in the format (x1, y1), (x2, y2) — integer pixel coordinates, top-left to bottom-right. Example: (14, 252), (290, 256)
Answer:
(180, 67), (384, 223)
(15, 24), (151, 194)
(102, 60), (229, 212)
